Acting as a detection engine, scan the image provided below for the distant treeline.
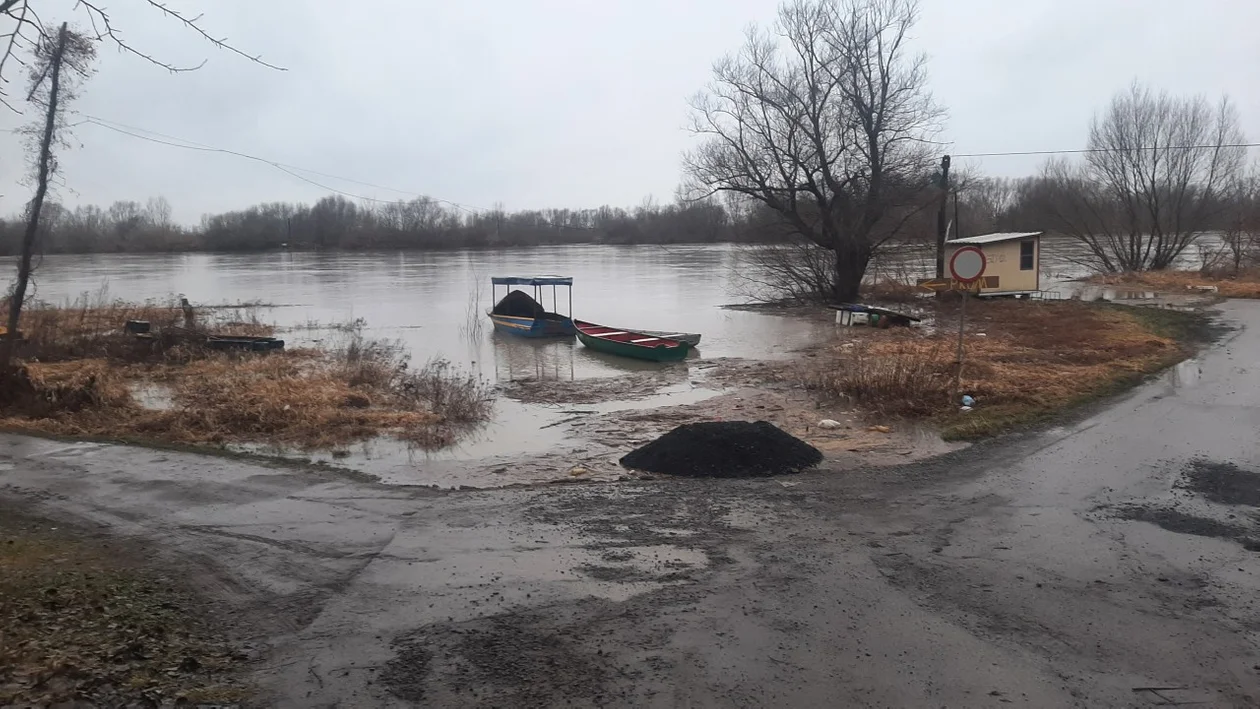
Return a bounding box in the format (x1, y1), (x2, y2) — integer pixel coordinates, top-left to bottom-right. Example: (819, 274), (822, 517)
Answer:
(0, 194), (786, 254)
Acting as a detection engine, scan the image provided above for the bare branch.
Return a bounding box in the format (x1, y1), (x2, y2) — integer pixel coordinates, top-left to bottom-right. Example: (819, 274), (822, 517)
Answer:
(132, 0), (286, 71)
(1, 0), (283, 111)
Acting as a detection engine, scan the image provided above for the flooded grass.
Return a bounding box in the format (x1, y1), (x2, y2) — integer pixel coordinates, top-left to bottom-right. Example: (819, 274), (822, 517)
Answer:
(1087, 269), (1260, 299)
(799, 300), (1195, 439)
(0, 302), (494, 451)
(0, 509), (249, 707)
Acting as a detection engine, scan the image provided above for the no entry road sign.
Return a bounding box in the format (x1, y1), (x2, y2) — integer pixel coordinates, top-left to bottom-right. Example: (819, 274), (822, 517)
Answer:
(949, 246), (986, 283)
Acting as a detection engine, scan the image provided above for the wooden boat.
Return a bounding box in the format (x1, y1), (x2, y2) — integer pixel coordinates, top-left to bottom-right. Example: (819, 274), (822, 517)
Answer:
(573, 320), (692, 362)
(631, 329), (701, 347)
(487, 276), (578, 338)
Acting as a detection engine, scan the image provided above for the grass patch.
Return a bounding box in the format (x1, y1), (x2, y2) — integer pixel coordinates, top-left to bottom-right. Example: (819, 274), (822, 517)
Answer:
(0, 302), (494, 451)
(0, 510), (248, 707)
(1086, 269), (1260, 299)
(798, 300), (1199, 440)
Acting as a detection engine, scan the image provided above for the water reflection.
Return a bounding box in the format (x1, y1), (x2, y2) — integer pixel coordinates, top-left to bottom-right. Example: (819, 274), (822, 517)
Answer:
(1170, 359), (1201, 389)
(492, 332), (578, 382)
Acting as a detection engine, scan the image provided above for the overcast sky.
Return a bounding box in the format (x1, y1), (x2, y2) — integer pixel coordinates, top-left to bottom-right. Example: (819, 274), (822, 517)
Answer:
(1, 0), (1257, 224)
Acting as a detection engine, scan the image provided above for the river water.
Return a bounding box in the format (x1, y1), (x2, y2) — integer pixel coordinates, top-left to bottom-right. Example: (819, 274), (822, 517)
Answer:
(26, 244), (836, 378)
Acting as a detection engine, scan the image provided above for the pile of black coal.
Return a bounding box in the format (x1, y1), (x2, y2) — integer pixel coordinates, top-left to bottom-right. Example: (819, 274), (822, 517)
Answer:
(620, 420), (823, 478)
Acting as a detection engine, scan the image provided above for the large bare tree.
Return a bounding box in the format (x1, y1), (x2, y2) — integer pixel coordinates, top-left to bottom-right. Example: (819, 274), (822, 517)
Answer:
(1032, 83), (1247, 272)
(1, 1), (282, 111)
(685, 0), (942, 302)
(0, 22), (94, 369)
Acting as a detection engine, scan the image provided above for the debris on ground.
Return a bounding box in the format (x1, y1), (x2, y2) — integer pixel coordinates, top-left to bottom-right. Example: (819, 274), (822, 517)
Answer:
(868, 425), (892, 434)
(818, 419), (843, 429)
(1179, 459), (1260, 507)
(0, 509), (249, 707)
(619, 421), (822, 478)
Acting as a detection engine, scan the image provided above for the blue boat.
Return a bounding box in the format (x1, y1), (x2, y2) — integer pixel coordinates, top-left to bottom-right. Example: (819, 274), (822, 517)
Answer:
(487, 275), (578, 337)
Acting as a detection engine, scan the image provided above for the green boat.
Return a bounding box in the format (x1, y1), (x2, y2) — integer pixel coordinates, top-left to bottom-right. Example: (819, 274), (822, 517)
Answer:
(573, 319), (692, 362)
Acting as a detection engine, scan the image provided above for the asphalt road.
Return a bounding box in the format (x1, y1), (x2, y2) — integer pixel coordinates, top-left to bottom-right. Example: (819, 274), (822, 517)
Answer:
(4, 301), (1260, 707)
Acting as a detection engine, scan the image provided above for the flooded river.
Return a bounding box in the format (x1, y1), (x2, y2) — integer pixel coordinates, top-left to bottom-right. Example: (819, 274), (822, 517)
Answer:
(28, 244), (834, 378)
(18, 237), (1219, 485)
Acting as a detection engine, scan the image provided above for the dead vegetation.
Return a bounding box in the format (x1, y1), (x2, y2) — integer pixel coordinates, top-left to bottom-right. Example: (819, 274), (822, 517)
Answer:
(0, 298), (494, 450)
(0, 508), (248, 707)
(1086, 269), (1260, 299)
(799, 300), (1195, 438)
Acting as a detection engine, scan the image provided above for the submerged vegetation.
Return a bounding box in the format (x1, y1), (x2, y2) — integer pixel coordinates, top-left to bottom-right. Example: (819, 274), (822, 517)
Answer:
(799, 299), (1196, 439)
(0, 294), (494, 450)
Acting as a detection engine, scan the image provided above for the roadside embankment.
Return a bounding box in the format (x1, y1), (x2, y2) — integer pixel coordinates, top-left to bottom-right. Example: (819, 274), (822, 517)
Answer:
(796, 298), (1211, 440)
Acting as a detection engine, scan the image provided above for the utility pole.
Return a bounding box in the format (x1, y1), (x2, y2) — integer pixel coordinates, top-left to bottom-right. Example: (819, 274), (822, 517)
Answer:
(934, 155), (951, 280)
(953, 189), (960, 241)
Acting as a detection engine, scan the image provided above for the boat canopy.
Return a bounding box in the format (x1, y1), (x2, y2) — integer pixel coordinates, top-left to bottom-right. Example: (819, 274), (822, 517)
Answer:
(491, 275), (573, 287)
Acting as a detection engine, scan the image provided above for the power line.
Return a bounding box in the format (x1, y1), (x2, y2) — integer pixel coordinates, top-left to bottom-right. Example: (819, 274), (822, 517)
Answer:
(954, 142), (1259, 158)
(29, 113), (1260, 207)
(75, 113), (491, 214)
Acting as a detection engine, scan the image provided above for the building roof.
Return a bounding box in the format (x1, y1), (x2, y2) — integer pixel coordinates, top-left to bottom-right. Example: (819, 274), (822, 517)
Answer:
(948, 231), (1043, 245)
(491, 275), (573, 286)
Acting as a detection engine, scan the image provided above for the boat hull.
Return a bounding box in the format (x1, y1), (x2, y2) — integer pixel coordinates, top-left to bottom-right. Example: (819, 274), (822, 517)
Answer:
(489, 313), (576, 338)
(574, 320), (692, 362)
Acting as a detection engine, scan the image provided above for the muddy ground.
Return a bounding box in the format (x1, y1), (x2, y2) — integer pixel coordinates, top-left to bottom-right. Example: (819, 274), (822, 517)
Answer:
(487, 355), (957, 486)
(0, 300), (1259, 706)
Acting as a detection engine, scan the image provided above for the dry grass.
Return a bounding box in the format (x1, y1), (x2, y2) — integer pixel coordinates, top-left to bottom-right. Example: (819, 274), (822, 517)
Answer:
(1086, 269), (1260, 299)
(16, 292), (273, 363)
(0, 509), (248, 707)
(0, 302), (494, 451)
(800, 300), (1192, 438)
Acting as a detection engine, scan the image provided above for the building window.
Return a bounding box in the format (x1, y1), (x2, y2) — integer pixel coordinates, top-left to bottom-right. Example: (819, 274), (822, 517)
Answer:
(1020, 240), (1035, 271)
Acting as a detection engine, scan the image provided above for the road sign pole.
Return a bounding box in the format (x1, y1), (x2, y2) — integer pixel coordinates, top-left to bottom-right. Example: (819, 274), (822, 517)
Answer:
(946, 245), (986, 405)
(953, 290), (967, 402)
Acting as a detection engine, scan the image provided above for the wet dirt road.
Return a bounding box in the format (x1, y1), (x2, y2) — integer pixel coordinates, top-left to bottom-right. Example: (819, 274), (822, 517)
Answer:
(3, 301), (1260, 707)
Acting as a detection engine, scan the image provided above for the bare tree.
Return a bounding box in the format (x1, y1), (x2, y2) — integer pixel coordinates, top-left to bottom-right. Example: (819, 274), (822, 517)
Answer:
(685, 0), (942, 302)
(1, 1), (283, 111)
(1219, 167), (1260, 273)
(954, 175), (1018, 237)
(1, 22), (94, 369)
(1031, 82), (1247, 272)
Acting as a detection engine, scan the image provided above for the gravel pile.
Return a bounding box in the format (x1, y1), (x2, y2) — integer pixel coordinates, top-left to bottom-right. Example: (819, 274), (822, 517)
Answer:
(620, 420), (822, 478)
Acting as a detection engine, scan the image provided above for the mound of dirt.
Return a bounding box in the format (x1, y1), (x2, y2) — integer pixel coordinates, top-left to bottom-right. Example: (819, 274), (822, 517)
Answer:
(620, 420), (822, 478)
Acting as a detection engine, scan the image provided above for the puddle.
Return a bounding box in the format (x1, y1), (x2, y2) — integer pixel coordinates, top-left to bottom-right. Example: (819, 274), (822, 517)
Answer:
(129, 383), (175, 411)
(238, 384), (724, 488)
(366, 522), (709, 603)
(1170, 359), (1201, 388)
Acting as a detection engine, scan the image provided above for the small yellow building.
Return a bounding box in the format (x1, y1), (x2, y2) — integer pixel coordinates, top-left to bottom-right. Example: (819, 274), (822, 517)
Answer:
(946, 231), (1043, 296)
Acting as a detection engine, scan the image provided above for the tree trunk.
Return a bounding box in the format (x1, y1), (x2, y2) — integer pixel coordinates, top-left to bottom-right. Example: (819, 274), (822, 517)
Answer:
(0, 22), (67, 371)
(832, 241), (872, 303)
